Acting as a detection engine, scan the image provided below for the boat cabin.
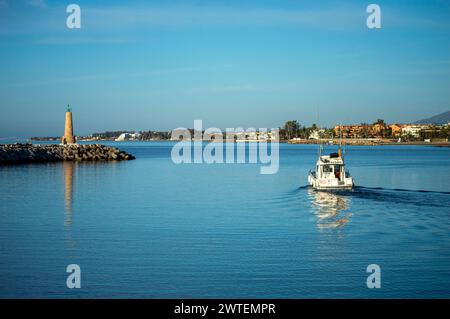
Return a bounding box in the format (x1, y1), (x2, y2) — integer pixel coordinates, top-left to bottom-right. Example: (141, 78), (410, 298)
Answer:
(316, 153), (346, 181)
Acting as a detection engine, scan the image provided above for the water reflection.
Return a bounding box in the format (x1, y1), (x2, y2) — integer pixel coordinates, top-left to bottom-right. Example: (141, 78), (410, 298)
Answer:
(307, 188), (352, 230)
(63, 162), (75, 227)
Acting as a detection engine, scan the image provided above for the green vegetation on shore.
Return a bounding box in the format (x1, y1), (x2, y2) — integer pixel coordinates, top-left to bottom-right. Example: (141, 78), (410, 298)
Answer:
(30, 118), (450, 143)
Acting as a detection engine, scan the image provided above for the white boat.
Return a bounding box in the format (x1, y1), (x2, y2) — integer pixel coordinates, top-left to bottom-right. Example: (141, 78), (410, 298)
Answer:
(308, 147), (354, 190)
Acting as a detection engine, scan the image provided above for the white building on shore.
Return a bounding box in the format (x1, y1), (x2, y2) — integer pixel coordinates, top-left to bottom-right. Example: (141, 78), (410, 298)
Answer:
(115, 132), (141, 141)
(308, 129), (325, 140)
(401, 125), (429, 138)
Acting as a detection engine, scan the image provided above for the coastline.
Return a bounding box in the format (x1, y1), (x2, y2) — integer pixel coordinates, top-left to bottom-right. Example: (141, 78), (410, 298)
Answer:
(286, 138), (450, 147)
(25, 138), (450, 147)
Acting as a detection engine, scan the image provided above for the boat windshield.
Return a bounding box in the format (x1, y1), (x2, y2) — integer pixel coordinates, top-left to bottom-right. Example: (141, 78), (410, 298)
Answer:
(322, 165), (332, 173)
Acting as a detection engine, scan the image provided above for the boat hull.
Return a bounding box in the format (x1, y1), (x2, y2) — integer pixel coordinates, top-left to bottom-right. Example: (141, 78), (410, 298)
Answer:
(312, 185), (353, 191)
(308, 174), (354, 191)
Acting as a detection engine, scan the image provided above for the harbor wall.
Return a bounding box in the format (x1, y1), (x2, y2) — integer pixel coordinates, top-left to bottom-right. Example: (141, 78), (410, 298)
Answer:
(0, 144), (135, 164)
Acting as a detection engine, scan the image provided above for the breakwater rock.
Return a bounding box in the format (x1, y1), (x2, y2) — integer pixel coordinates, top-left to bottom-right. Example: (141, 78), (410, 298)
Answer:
(0, 144), (135, 164)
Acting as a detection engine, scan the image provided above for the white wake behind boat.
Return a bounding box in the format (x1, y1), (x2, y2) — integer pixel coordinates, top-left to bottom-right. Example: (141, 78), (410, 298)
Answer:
(308, 147), (354, 190)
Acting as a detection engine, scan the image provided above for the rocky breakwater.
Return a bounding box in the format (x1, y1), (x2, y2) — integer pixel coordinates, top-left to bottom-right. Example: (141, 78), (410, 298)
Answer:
(0, 144), (135, 164)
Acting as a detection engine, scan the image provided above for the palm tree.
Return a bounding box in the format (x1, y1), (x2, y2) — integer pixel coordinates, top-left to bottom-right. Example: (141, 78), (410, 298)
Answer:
(283, 120), (300, 140)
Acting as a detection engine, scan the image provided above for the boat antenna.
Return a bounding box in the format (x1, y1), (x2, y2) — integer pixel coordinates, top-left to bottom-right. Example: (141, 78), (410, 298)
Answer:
(339, 123), (346, 159)
(316, 105), (322, 157)
(343, 123), (347, 157)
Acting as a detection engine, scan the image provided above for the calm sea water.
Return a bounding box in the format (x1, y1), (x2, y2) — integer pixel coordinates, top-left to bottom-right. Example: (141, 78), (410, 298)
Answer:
(0, 142), (449, 298)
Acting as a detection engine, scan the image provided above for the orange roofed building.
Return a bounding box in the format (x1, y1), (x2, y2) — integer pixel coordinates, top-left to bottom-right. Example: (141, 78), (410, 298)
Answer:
(389, 124), (404, 137)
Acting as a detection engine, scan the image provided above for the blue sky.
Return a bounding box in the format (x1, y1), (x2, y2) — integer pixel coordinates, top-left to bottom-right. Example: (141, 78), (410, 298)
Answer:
(0, 0), (449, 137)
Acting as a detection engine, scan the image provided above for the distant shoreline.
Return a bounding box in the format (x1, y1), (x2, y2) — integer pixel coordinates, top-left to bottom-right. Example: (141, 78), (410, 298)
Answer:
(25, 138), (450, 147)
(287, 139), (450, 147)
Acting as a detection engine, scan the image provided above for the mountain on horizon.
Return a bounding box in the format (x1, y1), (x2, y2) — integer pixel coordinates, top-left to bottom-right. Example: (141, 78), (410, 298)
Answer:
(415, 110), (450, 124)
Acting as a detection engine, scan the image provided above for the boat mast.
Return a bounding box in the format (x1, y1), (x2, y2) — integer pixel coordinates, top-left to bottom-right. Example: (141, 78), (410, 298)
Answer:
(317, 106), (322, 157)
